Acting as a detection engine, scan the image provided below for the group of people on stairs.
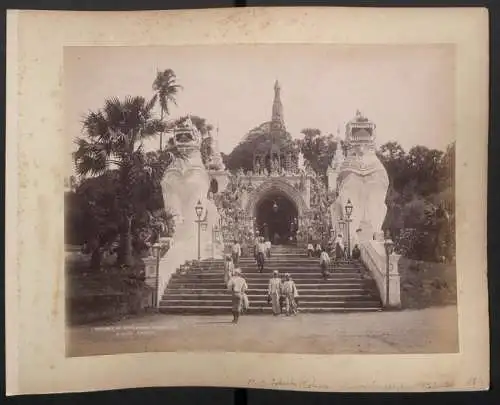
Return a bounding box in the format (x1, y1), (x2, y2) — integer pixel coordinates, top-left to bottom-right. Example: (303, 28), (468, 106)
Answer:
(225, 257), (299, 323)
(307, 233), (361, 280)
(223, 233), (363, 323)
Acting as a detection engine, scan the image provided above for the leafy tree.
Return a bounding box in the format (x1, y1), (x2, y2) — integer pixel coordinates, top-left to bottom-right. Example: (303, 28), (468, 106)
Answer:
(70, 172), (122, 270)
(152, 69), (182, 150)
(73, 96), (181, 267)
(377, 141), (408, 191)
(189, 115), (214, 136)
(297, 129), (338, 182)
(378, 141), (455, 262)
(406, 146), (444, 195)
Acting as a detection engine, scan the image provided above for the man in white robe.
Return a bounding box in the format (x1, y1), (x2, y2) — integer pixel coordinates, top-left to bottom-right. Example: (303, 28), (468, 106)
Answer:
(267, 270), (282, 316)
(282, 273), (299, 316)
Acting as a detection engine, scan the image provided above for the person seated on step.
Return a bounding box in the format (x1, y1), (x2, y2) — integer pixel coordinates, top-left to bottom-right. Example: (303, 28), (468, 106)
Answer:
(319, 247), (331, 280)
(227, 268), (248, 324)
(282, 273), (299, 316)
(351, 244), (361, 260)
(307, 242), (314, 257)
(265, 239), (272, 258)
(224, 254), (235, 286)
(256, 237), (267, 273)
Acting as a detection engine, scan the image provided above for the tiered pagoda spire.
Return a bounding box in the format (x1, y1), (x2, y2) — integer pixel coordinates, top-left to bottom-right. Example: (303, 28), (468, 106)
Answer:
(271, 80), (285, 133)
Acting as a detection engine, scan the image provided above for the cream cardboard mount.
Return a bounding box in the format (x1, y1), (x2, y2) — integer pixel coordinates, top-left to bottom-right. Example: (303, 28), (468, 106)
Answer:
(5, 7), (489, 395)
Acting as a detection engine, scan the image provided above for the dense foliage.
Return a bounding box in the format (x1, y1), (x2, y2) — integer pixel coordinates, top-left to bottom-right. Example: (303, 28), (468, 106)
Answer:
(296, 131), (455, 262)
(379, 142), (455, 262)
(69, 69), (185, 270)
(296, 128), (339, 183)
(68, 148), (179, 270)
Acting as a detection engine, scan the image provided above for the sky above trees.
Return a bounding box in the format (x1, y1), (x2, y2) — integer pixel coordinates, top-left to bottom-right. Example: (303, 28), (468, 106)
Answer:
(65, 44), (455, 176)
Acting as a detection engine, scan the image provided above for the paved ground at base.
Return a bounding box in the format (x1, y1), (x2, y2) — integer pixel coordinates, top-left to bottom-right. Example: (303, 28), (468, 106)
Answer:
(66, 306), (459, 357)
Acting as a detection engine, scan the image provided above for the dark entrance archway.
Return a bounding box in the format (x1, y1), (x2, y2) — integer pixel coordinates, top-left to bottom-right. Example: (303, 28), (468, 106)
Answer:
(255, 192), (299, 245)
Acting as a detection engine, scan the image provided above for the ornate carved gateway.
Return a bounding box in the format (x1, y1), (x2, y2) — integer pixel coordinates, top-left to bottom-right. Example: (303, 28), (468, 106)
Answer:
(207, 81), (316, 245)
(193, 82), (388, 249)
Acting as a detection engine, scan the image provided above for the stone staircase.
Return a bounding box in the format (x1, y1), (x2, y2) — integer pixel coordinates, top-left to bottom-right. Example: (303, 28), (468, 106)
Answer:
(159, 245), (382, 314)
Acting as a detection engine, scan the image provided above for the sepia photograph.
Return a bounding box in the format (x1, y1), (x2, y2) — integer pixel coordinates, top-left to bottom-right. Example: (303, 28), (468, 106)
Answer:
(7, 8), (488, 395)
(64, 44), (458, 357)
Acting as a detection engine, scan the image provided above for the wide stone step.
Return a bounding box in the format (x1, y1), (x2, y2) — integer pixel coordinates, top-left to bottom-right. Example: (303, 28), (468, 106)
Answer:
(161, 294), (378, 302)
(159, 306), (382, 314)
(195, 260), (359, 266)
(160, 300), (381, 308)
(189, 266), (362, 273)
(182, 269), (363, 275)
(171, 275), (366, 282)
(167, 282), (369, 290)
(193, 262), (361, 267)
(164, 287), (369, 295)
(190, 262), (362, 267)
(171, 274), (364, 282)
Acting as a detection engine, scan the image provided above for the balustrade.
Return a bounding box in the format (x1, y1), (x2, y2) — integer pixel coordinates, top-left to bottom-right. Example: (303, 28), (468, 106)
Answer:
(359, 239), (401, 308)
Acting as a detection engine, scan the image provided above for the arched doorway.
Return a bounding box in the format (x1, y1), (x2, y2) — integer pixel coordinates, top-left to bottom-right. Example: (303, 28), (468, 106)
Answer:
(255, 192), (299, 245)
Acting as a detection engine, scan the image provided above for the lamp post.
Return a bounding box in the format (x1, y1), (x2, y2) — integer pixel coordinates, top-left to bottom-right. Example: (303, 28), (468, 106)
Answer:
(152, 242), (162, 308)
(344, 199), (353, 259)
(384, 234), (395, 308)
(195, 200), (204, 261)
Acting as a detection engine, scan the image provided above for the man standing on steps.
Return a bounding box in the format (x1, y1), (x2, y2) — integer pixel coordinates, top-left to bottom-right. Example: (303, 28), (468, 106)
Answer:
(267, 270), (282, 316)
(231, 240), (241, 266)
(320, 248), (331, 280)
(282, 273), (299, 316)
(265, 238), (272, 258)
(224, 254), (235, 286)
(253, 231), (261, 261)
(256, 237), (266, 273)
(227, 268), (248, 324)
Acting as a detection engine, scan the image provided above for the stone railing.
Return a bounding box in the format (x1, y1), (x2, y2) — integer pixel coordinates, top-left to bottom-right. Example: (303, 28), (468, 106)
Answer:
(140, 237), (176, 308)
(359, 237), (402, 309)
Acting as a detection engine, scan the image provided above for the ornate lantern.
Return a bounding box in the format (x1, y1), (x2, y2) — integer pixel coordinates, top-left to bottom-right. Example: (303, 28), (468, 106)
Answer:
(345, 199), (353, 219)
(195, 200), (203, 219)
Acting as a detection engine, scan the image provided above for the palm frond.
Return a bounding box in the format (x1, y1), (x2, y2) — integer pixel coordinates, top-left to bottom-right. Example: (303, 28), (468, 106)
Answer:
(152, 69), (182, 116)
(146, 94), (158, 115)
(73, 138), (111, 177)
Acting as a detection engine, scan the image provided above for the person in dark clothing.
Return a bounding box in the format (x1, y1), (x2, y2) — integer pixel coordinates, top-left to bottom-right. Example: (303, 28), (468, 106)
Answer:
(263, 223), (270, 242)
(351, 244), (361, 260)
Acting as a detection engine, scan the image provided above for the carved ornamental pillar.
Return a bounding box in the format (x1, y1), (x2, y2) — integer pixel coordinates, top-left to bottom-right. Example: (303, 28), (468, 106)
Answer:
(284, 152), (292, 173)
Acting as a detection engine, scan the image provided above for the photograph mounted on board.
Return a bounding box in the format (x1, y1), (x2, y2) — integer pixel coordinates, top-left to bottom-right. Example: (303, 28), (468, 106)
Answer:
(64, 44), (458, 357)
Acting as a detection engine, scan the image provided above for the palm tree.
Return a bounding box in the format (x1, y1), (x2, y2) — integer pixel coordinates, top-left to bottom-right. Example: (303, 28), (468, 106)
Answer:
(73, 96), (181, 267)
(152, 69), (182, 151)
